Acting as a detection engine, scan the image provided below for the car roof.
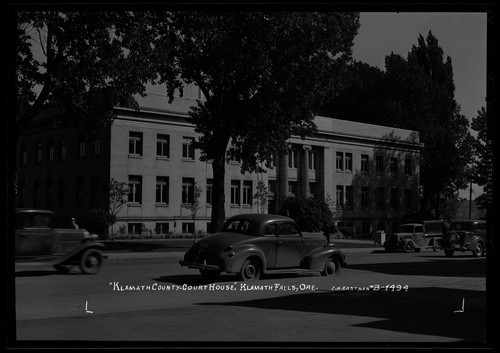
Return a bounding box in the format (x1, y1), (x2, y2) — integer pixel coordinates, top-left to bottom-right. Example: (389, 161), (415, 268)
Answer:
(227, 213), (295, 223)
(16, 208), (54, 215)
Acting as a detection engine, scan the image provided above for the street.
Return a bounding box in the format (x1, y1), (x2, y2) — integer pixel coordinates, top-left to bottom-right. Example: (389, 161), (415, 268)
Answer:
(13, 249), (488, 346)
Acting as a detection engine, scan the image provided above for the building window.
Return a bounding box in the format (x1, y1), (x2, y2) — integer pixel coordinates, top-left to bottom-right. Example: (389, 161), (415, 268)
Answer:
(182, 177), (195, 204)
(376, 156), (384, 174)
(390, 157), (398, 176)
(129, 131), (143, 156)
(206, 179), (213, 205)
(243, 181), (252, 206)
(20, 143), (27, 166)
(77, 135), (86, 158)
(288, 181), (297, 197)
(361, 187), (369, 209)
(155, 223), (170, 235)
(309, 150), (318, 170)
(90, 138), (101, 157)
(182, 222), (194, 234)
(34, 180), (41, 207)
(405, 158), (412, 175)
(90, 175), (99, 207)
(336, 152), (344, 171)
(361, 154), (369, 173)
(57, 178), (65, 207)
(231, 180), (241, 205)
(345, 153), (353, 172)
(46, 140), (54, 162)
(59, 138), (67, 161)
(336, 185), (344, 207)
(391, 188), (399, 209)
(157, 134), (170, 158)
(309, 182), (318, 198)
(404, 189), (412, 209)
(36, 141), (42, 163)
(182, 137), (195, 160)
(128, 175), (142, 204)
(376, 187), (385, 209)
(46, 179), (53, 207)
(268, 180), (276, 196)
(76, 177), (84, 207)
(288, 149), (298, 168)
(156, 177), (169, 205)
(345, 186), (353, 209)
(128, 223), (142, 235)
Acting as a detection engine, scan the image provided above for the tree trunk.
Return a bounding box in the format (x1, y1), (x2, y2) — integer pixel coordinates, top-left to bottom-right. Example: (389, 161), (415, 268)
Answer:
(211, 153), (227, 233)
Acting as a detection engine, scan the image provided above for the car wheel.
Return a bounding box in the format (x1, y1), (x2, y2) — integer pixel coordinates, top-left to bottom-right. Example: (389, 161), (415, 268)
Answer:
(432, 240), (441, 252)
(322, 257), (340, 276)
(200, 269), (221, 280)
(444, 249), (454, 257)
(472, 242), (484, 257)
(403, 241), (415, 253)
(238, 258), (261, 281)
(79, 248), (103, 274)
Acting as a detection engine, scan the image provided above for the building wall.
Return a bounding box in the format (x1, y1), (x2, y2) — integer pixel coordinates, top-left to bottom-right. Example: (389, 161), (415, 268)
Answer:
(16, 85), (422, 238)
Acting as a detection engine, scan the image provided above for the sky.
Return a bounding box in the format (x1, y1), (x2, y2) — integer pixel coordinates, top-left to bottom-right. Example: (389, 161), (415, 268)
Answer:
(351, 12), (488, 199)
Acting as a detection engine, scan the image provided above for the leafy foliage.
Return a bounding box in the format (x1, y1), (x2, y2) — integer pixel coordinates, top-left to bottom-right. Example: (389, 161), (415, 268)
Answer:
(279, 197), (335, 232)
(470, 107), (492, 209)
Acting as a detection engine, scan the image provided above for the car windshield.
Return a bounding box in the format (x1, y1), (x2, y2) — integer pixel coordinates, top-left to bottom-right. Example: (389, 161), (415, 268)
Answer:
(221, 219), (256, 235)
(450, 222), (474, 231)
(399, 225), (415, 233)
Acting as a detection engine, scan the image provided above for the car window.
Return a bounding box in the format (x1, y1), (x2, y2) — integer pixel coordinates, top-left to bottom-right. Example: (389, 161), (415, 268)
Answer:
(221, 219), (254, 235)
(16, 213), (52, 229)
(415, 226), (424, 233)
(450, 222), (473, 231)
(277, 222), (299, 236)
(399, 225), (415, 233)
(263, 223), (277, 236)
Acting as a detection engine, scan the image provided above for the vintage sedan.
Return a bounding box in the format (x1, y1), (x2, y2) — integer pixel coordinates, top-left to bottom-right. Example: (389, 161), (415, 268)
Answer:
(441, 220), (487, 257)
(179, 213), (346, 281)
(15, 208), (105, 274)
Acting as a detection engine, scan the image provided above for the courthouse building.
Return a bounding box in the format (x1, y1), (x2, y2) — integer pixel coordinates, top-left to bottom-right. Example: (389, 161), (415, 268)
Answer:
(15, 84), (423, 238)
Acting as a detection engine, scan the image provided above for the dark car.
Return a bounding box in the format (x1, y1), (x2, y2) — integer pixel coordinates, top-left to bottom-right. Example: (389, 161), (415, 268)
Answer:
(179, 213), (346, 281)
(15, 209), (105, 274)
(441, 220), (487, 257)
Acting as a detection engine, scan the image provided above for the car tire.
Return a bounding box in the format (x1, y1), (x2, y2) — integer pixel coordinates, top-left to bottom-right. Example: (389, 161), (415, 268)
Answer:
(403, 241), (415, 253)
(238, 258), (261, 281)
(79, 248), (103, 274)
(200, 269), (221, 280)
(432, 240), (441, 252)
(444, 249), (454, 257)
(472, 242), (484, 257)
(322, 257), (341, 276)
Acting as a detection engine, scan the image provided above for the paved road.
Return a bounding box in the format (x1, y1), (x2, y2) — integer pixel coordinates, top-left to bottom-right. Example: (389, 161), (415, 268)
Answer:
(12, 248), (489, 347)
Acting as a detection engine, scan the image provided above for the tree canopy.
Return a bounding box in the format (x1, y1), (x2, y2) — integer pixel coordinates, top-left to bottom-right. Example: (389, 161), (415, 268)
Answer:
(470, 107), (492, 209)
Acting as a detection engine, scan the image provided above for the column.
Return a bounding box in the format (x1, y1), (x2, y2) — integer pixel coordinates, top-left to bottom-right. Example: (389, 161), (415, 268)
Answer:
(301, 145), (311, 198)
(278, 151), (289, 209)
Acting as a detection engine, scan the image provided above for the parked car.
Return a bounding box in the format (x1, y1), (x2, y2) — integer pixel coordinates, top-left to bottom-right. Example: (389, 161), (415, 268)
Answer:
(441, 220), (487, 257)
(179, 213), (346, 281)
(383, 220), (444, 253)
(15, 208), (105, 274)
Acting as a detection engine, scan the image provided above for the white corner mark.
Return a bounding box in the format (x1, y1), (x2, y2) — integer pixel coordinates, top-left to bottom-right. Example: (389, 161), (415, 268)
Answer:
(85, 300), (93, 314)
(454, 298), (465, 313)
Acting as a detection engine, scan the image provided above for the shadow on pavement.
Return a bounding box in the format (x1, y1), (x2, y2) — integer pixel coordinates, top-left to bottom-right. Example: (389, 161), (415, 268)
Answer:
(195, 287), (488, 343)
(153, 272), (318, 285)
(347, 258), (486, 277)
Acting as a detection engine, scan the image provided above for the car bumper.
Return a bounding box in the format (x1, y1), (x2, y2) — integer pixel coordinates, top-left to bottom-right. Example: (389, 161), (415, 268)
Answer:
(179, 260), (221, 271)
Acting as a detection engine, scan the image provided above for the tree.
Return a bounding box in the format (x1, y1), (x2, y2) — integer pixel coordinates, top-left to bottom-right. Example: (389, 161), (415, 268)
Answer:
(152, 12), (360, 231)
(253, 180), (269, 214)
(182, 182), (203, 237)
(279, 197), (334, 232)
(470, 107), (493, 209)
(108, 178), (129, 239)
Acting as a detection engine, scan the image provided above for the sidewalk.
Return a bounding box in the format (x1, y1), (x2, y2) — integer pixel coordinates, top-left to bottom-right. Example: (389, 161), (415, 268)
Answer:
(103, 238), (384, 261)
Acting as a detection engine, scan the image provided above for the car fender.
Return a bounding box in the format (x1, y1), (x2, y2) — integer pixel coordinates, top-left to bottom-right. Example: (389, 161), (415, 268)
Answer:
(53, 241), (106, 265)
(302, 245), (345, 271)
(222, 245), (267, 273)
(467, 235), (484, 250)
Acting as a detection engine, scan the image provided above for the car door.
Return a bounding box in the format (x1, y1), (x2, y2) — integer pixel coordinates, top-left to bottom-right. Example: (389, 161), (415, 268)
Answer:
(273, 222), (303, 268)
(258, 222), (278, 270)
(412, 225), (427, 248)
(15, 213), (55, 257)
